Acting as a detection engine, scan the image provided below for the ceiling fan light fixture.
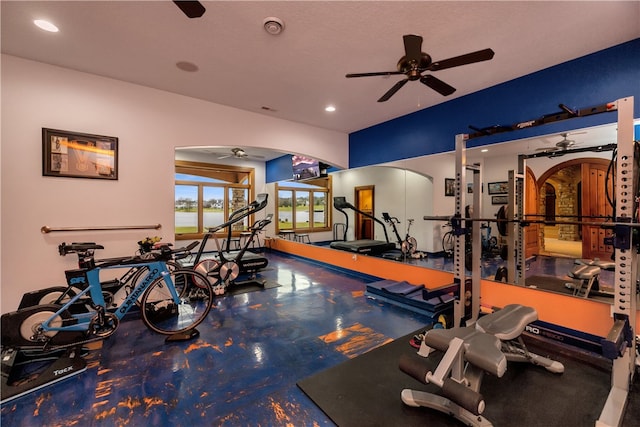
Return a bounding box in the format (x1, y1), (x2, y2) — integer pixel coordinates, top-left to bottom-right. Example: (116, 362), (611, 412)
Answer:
(263, 17), (284, 35)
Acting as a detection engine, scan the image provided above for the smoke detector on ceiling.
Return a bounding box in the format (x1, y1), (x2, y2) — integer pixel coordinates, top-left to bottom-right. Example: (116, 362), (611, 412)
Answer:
(263, 17), (284, 35)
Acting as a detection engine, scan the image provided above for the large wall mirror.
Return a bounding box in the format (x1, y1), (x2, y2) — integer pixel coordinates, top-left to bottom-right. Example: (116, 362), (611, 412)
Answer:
(327, 122), (631, 306)
(175, 121), (634, 306)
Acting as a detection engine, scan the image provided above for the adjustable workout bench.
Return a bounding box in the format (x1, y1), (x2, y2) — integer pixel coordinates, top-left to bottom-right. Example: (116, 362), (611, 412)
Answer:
(399, 304), (564, 426)
(566, 259), (615, 298)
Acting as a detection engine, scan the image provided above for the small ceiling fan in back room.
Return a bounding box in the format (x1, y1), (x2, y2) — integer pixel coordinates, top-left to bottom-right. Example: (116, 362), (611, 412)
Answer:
(346, 34), (494, 102)
(217, 147), (265, 161)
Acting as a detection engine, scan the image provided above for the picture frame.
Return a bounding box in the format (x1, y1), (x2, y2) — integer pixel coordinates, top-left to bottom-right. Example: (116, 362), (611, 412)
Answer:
(492, 195), (509, 205)
(42, 128), (118, 180)
(488, 181), (508, 195)
(445, 178), (455, 196)
(466, 183), (483, 194)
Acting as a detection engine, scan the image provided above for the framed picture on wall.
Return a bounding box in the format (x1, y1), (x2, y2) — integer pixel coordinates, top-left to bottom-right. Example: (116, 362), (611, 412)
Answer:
(488, 181), (508, 195)
(467, 183), (483, 193)
(491, 195), (509, 205)
(42, 128), (118, 180)
(445, 178), (455, 196)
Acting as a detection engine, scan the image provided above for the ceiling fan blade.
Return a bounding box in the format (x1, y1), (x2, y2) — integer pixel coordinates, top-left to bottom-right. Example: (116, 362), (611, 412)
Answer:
(420, 75), (456, 96)
(403, 34), (423, 64)
(173, 1), (206, 19)
(428, 48), (495, 71)
(346, 71), (404, 78)
(378, 79), (409, 102)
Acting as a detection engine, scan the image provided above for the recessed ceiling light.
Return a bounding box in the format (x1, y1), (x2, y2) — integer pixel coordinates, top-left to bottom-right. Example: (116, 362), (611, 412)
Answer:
(325, 105), (336, 112)
(34, 19), (59, 33)
(176, 61), (199, 72)
(481, 148), (489, 153)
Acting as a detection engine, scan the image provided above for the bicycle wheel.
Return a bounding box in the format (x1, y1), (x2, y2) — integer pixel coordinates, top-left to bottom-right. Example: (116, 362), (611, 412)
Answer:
(402, 237), (418, 255)
(442, 231), (455, 257)
(127, 261), (183, 303)
(140, 269), (213, 335)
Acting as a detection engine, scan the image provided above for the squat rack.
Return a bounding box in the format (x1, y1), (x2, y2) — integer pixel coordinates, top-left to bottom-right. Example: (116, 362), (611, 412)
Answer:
(426, 97), (636, 427)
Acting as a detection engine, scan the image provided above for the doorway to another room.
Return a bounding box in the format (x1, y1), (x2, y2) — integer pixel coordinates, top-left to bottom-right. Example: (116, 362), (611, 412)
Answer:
(354, 185), (374, 240)
(535, 158), (613, 260)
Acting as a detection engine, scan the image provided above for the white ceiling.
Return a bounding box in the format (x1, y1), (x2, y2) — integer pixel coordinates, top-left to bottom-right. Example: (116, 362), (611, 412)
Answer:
(2, 1), (638, 138)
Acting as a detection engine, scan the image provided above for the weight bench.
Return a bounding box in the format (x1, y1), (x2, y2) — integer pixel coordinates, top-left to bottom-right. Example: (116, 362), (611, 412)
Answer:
(565, 258), (615, 298)
(399, 304), (563, 426)
(475, 304), (564, 374)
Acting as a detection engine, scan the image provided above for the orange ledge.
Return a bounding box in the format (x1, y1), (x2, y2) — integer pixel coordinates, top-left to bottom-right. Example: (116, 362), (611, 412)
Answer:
(271, 238), (638, 338)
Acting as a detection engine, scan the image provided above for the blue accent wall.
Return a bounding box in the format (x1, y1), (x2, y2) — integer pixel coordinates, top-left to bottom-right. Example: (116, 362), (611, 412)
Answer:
(349, 39), (640, 168)
(266, 155), (293, 183)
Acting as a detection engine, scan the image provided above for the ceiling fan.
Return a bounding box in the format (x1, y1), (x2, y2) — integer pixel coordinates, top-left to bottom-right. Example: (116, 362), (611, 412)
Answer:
(536, 132), (584, 153)
(345, 34), (495, 102)
(173, 1), (206, 19)
(217, 147), (265, 160)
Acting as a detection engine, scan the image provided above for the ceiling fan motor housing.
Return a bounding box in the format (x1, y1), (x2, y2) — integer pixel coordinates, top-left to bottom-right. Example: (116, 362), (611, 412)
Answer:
(397, 53), (432, 79)
(345, 34), (494, 101)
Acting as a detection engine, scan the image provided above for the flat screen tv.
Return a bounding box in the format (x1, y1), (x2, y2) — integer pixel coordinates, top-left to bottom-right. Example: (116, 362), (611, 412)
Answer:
(292, 155), (320, 180)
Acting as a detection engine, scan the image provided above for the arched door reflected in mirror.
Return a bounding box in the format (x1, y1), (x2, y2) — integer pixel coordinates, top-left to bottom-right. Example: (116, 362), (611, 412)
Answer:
(535, 158), (613, 260)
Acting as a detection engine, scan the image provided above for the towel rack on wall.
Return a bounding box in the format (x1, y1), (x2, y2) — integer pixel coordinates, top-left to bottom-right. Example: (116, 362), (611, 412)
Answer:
(41, 224), (162, 234)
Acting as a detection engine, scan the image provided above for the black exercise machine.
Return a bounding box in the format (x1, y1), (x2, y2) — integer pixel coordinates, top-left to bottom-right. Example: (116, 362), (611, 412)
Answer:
(186, 193), (271, 294)
(1, 345), (87, 404)
(329, 197), (395, 255)
(381, 212), (423, 261)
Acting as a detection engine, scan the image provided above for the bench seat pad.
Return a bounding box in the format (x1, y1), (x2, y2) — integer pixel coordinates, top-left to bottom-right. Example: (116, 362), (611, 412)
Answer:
(424, 327), (507, 377)
(569, 264), (601, 280)
(475, 304), (537, 341)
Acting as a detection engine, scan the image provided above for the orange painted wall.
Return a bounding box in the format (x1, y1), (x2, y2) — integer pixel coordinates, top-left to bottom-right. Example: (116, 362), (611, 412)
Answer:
(271, 239), (638, 338)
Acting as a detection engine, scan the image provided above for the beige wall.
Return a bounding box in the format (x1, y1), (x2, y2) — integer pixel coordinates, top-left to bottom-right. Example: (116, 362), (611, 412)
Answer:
(0, 55), (348, 313)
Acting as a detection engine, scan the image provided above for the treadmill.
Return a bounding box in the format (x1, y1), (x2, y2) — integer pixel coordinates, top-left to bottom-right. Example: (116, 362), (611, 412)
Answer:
(329, 196), (396, 255)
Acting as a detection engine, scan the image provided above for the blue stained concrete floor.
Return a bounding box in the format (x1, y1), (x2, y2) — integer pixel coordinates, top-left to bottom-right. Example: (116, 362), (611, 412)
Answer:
(0, 250), (615, 426)
(1, 253), (434, 426)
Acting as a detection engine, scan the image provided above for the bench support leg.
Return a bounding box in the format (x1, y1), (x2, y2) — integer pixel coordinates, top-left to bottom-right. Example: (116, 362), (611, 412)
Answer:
(401, 389), (493, 427)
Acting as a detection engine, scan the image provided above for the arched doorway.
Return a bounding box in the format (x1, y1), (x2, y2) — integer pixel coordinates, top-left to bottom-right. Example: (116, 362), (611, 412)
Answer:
(535, 158), (613, 260)
(544, 183), (556, 221)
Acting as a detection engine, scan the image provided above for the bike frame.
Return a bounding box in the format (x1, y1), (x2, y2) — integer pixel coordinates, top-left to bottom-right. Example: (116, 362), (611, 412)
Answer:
(41, 259), (176, 333)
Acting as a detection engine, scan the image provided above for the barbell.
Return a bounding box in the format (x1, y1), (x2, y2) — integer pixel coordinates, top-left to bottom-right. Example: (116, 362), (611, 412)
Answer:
(423, 214), (639, 229)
